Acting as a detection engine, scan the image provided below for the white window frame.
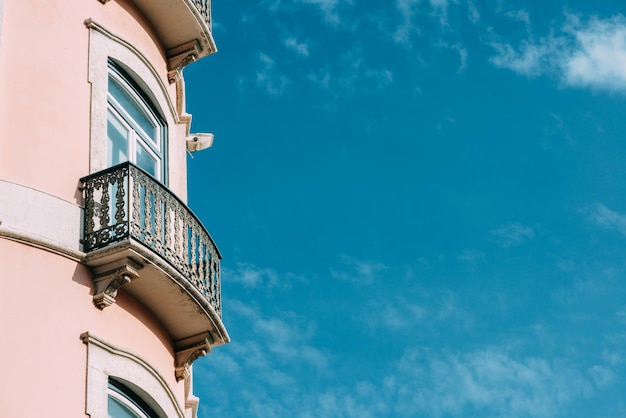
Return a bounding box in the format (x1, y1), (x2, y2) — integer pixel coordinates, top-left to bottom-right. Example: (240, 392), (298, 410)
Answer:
(107, 64), (166, 181)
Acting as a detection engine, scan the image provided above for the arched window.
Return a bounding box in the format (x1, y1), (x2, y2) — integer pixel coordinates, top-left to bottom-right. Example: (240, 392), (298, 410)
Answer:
(107, 63), (166, 182)
(108, 379), (159, 418)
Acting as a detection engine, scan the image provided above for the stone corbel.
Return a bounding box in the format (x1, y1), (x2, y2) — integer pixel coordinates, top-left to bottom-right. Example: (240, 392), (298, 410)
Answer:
(174, 336), (211, 381)
(167, 40), (202, 85)
(92, 258), (142, 309)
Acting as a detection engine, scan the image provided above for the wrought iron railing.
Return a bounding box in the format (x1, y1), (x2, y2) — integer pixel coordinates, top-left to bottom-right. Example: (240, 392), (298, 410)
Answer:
(80, 162), (221, 316)
(191, 0), (212, 30)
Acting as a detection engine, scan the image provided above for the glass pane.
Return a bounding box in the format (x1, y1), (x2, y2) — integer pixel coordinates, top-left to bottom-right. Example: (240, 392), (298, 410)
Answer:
(108, 395), (143, 418)
(136, 142), (158, 179)
(107, 110), (129, 166)
(108, 75), (157, 144)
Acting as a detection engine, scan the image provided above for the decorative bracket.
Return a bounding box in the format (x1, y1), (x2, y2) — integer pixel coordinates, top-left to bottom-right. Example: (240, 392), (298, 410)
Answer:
(167, 40), (202, 84)
(174, 336), (211, 381)
(92, 258), (142, 309)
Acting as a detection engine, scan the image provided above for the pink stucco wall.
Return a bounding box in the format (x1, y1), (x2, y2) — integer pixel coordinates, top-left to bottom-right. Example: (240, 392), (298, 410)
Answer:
(0, 239), (183, 416)
(0, 0), (195, 415)
(0, 0), (182, 203)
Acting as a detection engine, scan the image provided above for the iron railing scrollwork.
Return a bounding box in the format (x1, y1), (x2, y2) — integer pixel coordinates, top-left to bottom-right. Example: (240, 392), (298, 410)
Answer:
(191, 0), (211, 29)
(81, 162), (221, 316)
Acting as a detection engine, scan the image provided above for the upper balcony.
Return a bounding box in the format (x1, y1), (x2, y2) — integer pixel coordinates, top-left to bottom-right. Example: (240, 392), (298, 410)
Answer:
(80, 162), (228, 380)
(123, 0), (216, 80)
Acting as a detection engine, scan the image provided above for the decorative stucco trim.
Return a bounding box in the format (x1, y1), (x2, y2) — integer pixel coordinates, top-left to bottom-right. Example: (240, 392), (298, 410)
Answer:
(0, 179), (85, 261)
(91, 258), (143, 309)
(81, 331), (187, 418)
(167, 40), (201, 85)
(174, 337), (210, 382)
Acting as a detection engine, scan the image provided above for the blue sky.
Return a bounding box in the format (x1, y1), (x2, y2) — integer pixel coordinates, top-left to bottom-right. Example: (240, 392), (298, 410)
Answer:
(184, 1), (626, 416)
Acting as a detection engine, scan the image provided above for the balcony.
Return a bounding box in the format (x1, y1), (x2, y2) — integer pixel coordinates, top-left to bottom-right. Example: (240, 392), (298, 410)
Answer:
(127, 0), (216, 80)
(80, 162), (228, 380)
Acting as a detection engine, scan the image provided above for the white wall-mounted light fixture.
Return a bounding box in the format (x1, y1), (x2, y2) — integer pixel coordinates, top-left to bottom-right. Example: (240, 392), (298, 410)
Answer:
(186, 133), (214, 153)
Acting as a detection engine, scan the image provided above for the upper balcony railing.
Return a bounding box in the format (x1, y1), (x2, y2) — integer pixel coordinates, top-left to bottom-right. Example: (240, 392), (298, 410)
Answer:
(191, 0), (211, 29)
(81, 162), (221, 317)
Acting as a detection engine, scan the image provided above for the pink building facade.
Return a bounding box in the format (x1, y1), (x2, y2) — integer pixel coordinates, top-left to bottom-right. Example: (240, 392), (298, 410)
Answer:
(0, 1), (229, 416)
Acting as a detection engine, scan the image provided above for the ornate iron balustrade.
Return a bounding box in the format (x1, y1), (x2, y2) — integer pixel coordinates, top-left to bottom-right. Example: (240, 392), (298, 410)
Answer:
(191, 0), (212, 30)
(81, 162), (221, 316)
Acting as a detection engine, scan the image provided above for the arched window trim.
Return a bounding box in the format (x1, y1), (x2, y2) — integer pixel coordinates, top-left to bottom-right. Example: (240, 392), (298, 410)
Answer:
(81, 332), (185, 418)
(85, 19), (178, 180)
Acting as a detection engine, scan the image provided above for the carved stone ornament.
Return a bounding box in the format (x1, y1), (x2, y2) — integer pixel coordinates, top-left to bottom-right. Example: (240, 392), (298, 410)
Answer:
(175, 338), (211, 381)
(167, 40), (202, 84)
(92, 259), (142, 309)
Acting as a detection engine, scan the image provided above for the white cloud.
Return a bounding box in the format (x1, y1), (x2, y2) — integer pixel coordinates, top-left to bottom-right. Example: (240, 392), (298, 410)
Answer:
(587, 365), (615, 389)
(489, 14), (626, 92)
(284, 37), (310, 57)
(588, 202), (626, 235)
(265, 0), (346, 26)
(489, 38), (561, 77)
(505, 9), (531, 26)
(467, 0), (480, 24)
(307, 47), (395, 97)
(224, 299), (329, 373)
(223, 262), (280, 288)
(563, 16), (626, 91)
(330, 254), (388, 284)
(457, 248), (484, 266)
(255, 52), (290, 96)
(428, 0), (449, 25)
(490, 222), (535, 248)
(199, 343), (603, 417)
(364, 291), (473, 332)
(391, 347), (595, 417)
(297, 0), (342, 25)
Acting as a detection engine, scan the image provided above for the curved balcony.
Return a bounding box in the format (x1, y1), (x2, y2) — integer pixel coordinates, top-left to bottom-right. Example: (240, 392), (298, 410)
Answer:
(80, 162), (228, 380)
(123, 0), (216, 79)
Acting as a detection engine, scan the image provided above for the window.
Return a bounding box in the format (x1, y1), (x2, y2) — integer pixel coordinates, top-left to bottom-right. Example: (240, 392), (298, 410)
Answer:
(108, 379), (158, 418)
(107, 63), (166, 182)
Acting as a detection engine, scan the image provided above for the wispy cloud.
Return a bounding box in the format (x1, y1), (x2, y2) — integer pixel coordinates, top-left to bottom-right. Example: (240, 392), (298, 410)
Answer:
(587, 202), (626, 235)
(223, 299), (329, 373)
(489, 14), (626, 92)
(330, 254), (388, 284)
(505, 9), (531, 27)
(250, 52), (291, 96)
(491, 222), (535, 248)
(265, 0), (347, 26)
(199, 342), (608, 418)
(463, 0), (480, 24)
(363, 291), (474, 332)
(307, 46), (395, 97)
(223, 262), (280, 288)
(297, 0), (343, 25)
(393, 0), (452, 44)
(489, 37), (563, 77)
(457, 248), (485, 269)
(284, 37), (311, 57)
(391, 347), (596, 417)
